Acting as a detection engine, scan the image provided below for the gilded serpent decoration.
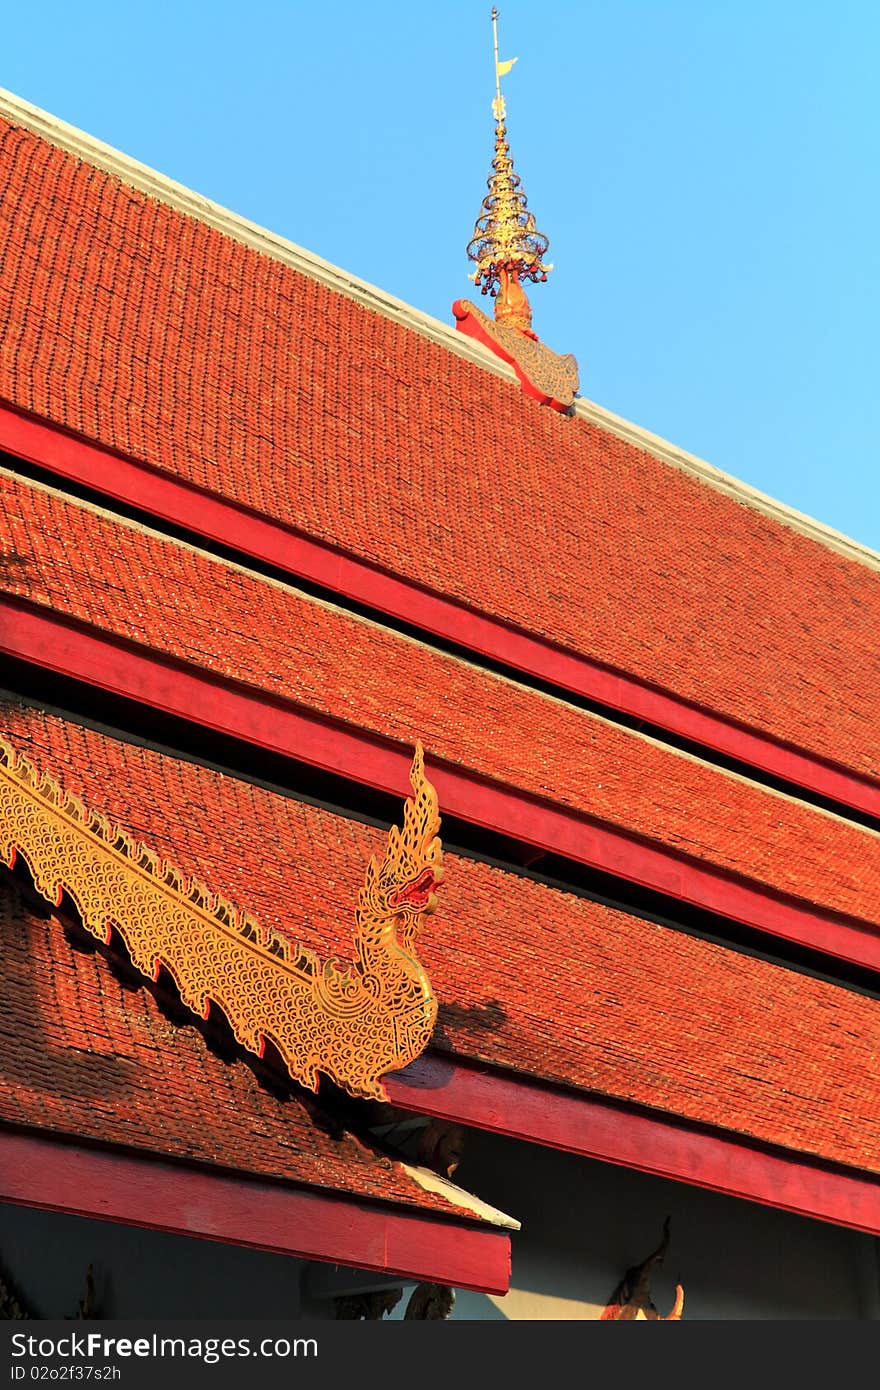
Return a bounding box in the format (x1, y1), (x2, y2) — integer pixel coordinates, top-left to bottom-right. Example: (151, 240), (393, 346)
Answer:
(0, 735), (443, 1100)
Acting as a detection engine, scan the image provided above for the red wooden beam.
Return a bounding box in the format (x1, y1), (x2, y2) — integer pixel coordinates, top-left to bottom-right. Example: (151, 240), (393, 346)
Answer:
(387, 1055), (880, 1237)
(0, 1127), (511, 1294)
(2, 594), (879, 974)
(1, 401), (876, 822)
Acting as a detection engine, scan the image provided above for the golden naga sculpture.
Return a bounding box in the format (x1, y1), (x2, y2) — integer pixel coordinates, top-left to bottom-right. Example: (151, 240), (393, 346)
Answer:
(454, 7), (579, 412)
(0, 735), (443, 1101)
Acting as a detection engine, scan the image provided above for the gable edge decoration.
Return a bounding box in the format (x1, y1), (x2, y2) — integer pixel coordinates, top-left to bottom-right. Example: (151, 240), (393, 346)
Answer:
(0, 734), (443, 1101)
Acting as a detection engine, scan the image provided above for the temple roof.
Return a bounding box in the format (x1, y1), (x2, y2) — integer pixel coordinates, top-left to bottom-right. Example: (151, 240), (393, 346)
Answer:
(4, 703), (879, 1181)
(1, 88), (878, 1246)
(0, 872), (493, 1225)
(0, 97), (878, 792)
(2, 472), (877, 938)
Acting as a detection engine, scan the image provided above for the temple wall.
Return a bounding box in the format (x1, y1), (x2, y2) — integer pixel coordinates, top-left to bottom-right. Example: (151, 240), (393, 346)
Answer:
(0, 1202), (305, 1320)
(2, 1130), (878, 1320)
(447, 1131), (880, 1321)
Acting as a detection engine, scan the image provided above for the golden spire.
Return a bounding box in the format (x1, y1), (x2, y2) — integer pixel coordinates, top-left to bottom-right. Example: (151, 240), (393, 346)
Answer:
(467, 7), (551, 332)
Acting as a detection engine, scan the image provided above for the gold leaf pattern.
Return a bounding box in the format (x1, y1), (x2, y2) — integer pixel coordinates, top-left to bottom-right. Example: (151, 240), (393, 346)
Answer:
(0, 736), (442, 1100)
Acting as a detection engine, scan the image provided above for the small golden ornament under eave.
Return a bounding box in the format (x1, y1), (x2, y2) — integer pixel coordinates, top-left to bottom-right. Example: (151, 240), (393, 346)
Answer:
(0, 735), (442, 1101)
(601, 1219), (685, 1321)
(453, 7), (579, 412)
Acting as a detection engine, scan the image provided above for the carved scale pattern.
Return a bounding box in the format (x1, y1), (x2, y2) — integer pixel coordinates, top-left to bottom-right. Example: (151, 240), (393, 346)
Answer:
(0, 736), (442, 1100)
(452, 298), (579, 411)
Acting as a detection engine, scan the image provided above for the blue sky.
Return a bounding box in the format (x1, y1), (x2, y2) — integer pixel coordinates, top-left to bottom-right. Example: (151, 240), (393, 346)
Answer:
(3, 1), (878, 550)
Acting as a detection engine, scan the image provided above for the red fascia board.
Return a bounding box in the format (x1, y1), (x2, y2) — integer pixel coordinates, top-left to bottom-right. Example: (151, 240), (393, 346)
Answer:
(2, 595), (879, 976)
(1, 401), (876, 823)
(0, 1126), (511, 1294)
(387, 1055), (880, 1237)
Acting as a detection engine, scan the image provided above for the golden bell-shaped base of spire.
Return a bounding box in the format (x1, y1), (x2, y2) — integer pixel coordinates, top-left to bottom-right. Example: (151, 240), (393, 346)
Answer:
(467, 118), (550, 299)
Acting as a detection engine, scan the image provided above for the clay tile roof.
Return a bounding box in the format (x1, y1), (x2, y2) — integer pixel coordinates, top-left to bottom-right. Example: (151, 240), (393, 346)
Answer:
(0, 108), (879, 788)
(1, 472), (878, 932)
(4, 702), (879, 1179)
(0, 871), (481, 1224)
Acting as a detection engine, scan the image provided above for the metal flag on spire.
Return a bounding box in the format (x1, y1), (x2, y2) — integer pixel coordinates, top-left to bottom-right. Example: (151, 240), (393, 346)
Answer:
(491, 6), (517, 121)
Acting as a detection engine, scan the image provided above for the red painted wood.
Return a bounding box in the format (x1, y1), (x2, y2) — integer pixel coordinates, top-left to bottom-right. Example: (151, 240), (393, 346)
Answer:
(452, 300), (572, 413)
(0, 1127), (511, 1293)
(1, 401), (876, 821)
(2, 594), (879, 974)
(387, 1055), (880, 1236)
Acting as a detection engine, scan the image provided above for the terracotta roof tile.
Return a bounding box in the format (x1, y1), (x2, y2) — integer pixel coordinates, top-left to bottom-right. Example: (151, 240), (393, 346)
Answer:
(0, 878), (469, 1220)
(3, 703), (879, 1176)
(1, 472), (878, 931)
(1, 118), (878, 784)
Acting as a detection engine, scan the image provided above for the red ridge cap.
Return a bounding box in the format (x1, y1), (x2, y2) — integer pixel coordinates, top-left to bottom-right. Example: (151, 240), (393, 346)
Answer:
(0, 400), (876, 821)
(452, 299), (577, 412)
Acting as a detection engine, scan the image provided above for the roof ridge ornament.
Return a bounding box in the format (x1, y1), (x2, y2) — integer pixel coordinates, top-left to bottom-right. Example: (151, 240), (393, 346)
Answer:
(453, 8), (579, 412)
(0, 735), (442, 1101)
(466, 7), (551, 328)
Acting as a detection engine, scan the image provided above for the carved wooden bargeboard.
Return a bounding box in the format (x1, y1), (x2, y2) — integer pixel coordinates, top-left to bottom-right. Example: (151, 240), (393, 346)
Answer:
(0, 736), (443, 1100)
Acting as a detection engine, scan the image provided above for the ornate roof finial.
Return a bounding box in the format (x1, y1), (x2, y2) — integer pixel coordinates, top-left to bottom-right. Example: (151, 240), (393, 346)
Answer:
(453, 9), (579, 413)
(466, 7), (551, 333)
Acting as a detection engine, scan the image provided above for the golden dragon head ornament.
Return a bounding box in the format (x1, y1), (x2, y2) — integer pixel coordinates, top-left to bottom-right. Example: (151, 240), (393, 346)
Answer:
(359, 741), (444, 947)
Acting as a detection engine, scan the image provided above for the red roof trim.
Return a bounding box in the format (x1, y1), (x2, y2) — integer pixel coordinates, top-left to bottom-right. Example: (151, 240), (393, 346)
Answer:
(2, 400), (876, 822)
(387, 1056), (880, 1236)
(3, 592), (879, 974)
(0, 1126), (511, 1293)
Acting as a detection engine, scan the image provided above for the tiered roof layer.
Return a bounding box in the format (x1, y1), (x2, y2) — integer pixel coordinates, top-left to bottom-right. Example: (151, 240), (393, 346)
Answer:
(4, 702), (879, 1177)
(2, 472), (878, 932)
(0, 113), (878, 786)
(0, 874), (470, 1220)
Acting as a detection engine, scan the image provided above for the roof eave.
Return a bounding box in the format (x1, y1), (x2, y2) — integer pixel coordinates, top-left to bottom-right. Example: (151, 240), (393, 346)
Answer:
(0, 1124), (513, 1294)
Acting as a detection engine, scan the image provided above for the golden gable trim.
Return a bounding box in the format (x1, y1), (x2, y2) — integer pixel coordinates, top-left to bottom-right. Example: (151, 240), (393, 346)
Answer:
(0, 735), (442, 1100)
